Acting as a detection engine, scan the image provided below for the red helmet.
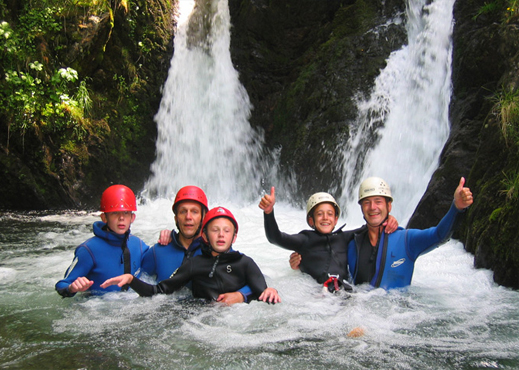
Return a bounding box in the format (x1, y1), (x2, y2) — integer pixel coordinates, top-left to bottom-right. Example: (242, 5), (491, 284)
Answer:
(201, 207), (238, 234)
(173, 186), (209, 214)
(100, 185), (137, 212)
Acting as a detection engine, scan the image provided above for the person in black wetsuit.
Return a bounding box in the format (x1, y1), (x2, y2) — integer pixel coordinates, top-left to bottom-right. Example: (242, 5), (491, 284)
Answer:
(258, 187), (398, 292)
(101, 206), (281, 304)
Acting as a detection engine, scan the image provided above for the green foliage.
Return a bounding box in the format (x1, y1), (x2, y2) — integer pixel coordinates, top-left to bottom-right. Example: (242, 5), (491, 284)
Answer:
(474, 0), (519, 22)
(489, 207), (503, 222)
(500, 169), (519, 201)
(491, 85), (519, 145)
(506, 0), (519, 20)
(0, 4), (92, 148)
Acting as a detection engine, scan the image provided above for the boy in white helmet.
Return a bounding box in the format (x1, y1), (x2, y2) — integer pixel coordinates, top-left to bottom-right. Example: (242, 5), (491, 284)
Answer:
(258, 187), (398, 292)
(291, 177), (473, 290)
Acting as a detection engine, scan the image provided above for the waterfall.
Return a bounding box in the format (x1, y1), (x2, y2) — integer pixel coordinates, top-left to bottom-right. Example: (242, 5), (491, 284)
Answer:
(339, 0), (454, 224)
(145, 0), (264, 203)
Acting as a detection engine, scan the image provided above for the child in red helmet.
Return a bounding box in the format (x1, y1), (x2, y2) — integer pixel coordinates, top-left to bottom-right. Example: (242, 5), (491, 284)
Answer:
(102, 207), (281, 304)
(55, 185), (149, 297)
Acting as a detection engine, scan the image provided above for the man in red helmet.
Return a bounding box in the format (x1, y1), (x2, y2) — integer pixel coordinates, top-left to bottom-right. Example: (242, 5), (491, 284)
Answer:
(141, 186), (252, 304)
(102, 207), (281, 304)
(55, 185), (149, 297)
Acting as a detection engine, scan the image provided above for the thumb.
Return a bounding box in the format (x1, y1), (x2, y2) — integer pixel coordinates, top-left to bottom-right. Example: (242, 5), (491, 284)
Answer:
(458, 177), (465, 189)
(271, 186), (275, 198)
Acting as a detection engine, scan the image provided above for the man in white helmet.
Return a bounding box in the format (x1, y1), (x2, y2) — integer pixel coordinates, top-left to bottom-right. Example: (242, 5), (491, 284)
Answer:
(258, 187), (398, 292)
(291, 177), (473, 290)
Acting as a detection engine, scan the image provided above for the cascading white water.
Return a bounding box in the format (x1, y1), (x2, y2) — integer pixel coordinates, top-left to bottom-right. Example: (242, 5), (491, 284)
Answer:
(3, 1), (519, 368)
(340, 0), (453, 224)
(145, 0), (264, 203)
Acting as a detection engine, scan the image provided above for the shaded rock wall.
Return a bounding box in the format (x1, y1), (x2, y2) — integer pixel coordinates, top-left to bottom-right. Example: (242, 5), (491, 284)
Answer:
(408, 0), (519, 288)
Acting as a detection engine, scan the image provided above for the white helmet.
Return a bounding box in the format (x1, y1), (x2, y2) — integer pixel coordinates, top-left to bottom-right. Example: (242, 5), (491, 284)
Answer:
(306, 192), (341, 226)
(358, 177), (393, 203)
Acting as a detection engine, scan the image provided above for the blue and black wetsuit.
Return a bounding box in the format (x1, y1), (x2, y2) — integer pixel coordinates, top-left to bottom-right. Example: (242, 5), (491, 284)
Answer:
(140, 230), (253, 301)
(348, 202), (465, 290)
(130, 244), (268, 302)
(55, 221), (149, 297)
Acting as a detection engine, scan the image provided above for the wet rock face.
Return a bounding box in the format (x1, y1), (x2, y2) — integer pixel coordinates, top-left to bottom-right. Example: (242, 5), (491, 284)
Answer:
(408, 1), (519, 288)
(229, 0), (407, 200)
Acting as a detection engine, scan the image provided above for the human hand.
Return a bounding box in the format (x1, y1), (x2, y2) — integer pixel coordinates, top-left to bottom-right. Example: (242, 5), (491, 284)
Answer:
(258, 287), (281, 304)
(258, 187), (276, 214)
(216, 292), (245, 305)
(69, 276), (94, 293)
(454, 177), (473, 210)
(158, 229), (172, 245)
(100, 274), (134, 289)
(289, 252), (301, 270)
(384, 215), (398, 234)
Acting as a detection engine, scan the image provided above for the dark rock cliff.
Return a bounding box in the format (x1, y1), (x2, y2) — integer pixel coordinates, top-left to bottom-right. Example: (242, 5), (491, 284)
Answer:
(408, 0), (519, 288)
(229, 0), (407, 201)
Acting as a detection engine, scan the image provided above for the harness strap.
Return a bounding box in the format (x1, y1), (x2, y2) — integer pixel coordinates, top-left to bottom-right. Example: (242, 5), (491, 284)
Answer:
(121, 231), (131, 291)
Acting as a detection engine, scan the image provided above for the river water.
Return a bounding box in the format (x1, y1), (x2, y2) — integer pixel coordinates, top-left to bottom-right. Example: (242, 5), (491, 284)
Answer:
(2, 0), (519, 368)
(1, 204), (519, 369)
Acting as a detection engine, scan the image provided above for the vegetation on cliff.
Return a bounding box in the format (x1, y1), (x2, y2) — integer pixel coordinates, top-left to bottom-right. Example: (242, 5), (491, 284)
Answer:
(0, 0), (175, 209)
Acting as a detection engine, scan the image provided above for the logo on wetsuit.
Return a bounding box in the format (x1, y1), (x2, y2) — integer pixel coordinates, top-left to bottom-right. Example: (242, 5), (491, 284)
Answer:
(391, 258), (405, 268)
(226, 265), (232, 273)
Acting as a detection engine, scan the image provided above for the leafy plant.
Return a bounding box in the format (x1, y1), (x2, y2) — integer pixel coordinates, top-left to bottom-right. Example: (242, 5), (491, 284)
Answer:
(491, 85), (519, 145)
(501, 170), (519, 201)
(473, 0), (504, 20)
(473, 0), (518, 22)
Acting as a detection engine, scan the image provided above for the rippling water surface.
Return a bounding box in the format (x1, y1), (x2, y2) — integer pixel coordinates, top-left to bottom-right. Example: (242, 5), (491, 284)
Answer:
(1, 202), (518, 369)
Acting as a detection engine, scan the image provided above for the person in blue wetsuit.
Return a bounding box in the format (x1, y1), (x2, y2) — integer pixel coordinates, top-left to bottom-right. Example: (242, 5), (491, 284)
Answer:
(102, 207), (281, 304)
(290, 176), (474, 290)
(55, 185), (149, 297)
(259, 187), (398, 292)
(348, 176), (473, 289)
(140, 186), (253, 305)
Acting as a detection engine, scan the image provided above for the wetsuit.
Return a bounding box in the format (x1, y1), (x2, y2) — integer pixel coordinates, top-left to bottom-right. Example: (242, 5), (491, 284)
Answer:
(55, 221), (149, 297)
(140, 231), (253, 301)
(130, 244), (268, 302)
(348, 202), (464, 290)
(141, 232), (203, 282)
(264, 210), (357, 289)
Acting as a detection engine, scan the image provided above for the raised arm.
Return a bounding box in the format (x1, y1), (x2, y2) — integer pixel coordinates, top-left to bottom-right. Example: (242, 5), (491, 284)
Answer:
(406, 177), (473, 259)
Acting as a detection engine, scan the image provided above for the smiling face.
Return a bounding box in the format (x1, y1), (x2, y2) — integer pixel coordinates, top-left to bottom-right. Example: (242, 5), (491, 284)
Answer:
(360, 196), (392, 227)
(175, 200), (204, 240)
(101, 211), (136, 235)
(308, 203), (338, 234)
(202, 217), (237, 255)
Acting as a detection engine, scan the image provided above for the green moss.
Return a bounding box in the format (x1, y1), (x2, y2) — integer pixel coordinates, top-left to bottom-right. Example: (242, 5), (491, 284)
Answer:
(489, 207), (502, 222)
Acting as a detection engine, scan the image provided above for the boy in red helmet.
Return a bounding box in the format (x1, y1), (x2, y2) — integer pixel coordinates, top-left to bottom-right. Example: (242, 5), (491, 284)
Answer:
(55, 185), (149, 297)
(102, 207), (280, 304)
(142, 186), (253, 304)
